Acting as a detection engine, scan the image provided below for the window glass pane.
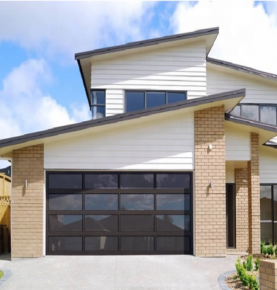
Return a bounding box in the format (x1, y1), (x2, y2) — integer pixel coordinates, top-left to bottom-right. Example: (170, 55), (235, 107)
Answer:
(85, 194), (118, 210)
(157, 237), (189, 252)
(85, 215), (118, 232)
(49, 215), (82, 231)
(156, 173), (190, 189)
(274, 223), (277, 245)
(231, 106), (241, 116)
(157, 194), (190, 210)
(126, 92), (145, 112)
(121, 237), (154, 251)
(49, 237), (82, 251)
(261, 106), (277, 125)
(261, 223), (272, 244)
(120, 194), (154, 210)
(48, 173), (82, 189)
(121, 215), (154, 231)
(241, 105), (259, 121)
(92, 105), (105, 119)
(120, 173), (154, 189)
(274, 185), (277, 221)
(167, 92), (186, 104)
(85, 237), (118, 251)
(146, 92), (166, 108)
(156, 215), (190, 231)
(49, 194), (82, 210)
(91, 90), (105, 105)
(85, 173), (118, 189)
(260, 186), (272, 220)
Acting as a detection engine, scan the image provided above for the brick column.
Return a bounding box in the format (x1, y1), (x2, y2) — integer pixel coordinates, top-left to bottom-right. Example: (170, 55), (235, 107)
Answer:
(248, 133), (260, 254)
(260, 260), (277, 290)
(12, 144), (44, 258)
(235, 168), (249, 251)
(194, 106), (226, 257)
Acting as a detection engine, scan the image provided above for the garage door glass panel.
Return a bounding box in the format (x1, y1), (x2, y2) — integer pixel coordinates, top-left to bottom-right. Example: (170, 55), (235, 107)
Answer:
(49, 215), (82, 231)
(85, 215), (118, 231)
(49, 173), (82, 189)
(121, 237), (154, 251)
(121, 215), (154, 231)
(156, 194), (190, 210)
(49, 237), (82, 251)
(84, 173), (118, 189)
(156, 173), (190, 189)
(120, 194), (154, 210)
(157, 237), (187, 252)
(120, 173), (154, 188)
(85, 194), (118, 210)
(49, 194), (82, 210)
(85, 237), (118, 251)
(156, 215), (190, 232)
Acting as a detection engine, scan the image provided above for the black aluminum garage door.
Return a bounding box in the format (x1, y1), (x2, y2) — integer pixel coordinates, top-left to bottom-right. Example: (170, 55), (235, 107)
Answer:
(46, 172), (193, 255)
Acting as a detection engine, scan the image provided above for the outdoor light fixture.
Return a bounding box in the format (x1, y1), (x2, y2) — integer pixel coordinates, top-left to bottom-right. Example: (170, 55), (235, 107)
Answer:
(208, 144), (213, 151)
(25, 180), (28, 188)
(209, 180), (213, 188)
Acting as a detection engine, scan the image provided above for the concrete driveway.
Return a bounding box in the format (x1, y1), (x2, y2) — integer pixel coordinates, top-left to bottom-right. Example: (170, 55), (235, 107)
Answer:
(0, 254), (238, 290)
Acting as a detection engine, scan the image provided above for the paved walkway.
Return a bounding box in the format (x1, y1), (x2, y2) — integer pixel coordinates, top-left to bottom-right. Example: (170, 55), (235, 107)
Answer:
(0, 254), (238, 290)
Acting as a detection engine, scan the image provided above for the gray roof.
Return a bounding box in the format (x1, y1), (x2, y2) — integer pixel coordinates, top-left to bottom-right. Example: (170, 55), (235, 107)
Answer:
(0, 89), (244, 150)
(75, 27), (219, 60)
(207, 57), (277, 81)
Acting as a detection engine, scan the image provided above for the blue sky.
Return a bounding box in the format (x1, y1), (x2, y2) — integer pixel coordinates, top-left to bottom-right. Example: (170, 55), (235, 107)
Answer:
(0, 1), (277, 168)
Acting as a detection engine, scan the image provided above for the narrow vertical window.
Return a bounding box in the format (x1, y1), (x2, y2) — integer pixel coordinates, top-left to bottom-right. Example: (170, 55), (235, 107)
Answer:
(91, 90), (105, 119)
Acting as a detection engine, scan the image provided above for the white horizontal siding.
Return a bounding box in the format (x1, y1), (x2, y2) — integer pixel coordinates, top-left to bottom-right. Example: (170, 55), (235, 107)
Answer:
(260, 147), (277, 183)
(44, 112), (194, 170)
(207, 67), (277, 103)
(225, 126), (250, 160)
(92, 41), (207, 116)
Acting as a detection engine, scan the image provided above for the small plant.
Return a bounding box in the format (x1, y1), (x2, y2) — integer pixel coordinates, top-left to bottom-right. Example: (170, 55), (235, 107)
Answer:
(267, 244), (274, 255)
(261, 241), (265, 253)
(246, 254), (253, 271)
(242, 260), (247, 269)
(248, 274), (259, 290)
(240, 268), (249, 286)
(254, 257), (260, 270)
(262, 246), (267, 255)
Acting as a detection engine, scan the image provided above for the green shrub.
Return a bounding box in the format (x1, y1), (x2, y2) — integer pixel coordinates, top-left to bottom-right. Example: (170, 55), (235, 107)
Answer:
(261, 241), (265, 253)
(235, 258), (244, 276)
(242, 260), (247, 270)
(267, 244), (274, 255)
(262, 247), (267, 255)
(248, 274), (259, 290)
(254, 257), (260, 270)
(246, 255), (253, 271)
(240, 268), (249, 286)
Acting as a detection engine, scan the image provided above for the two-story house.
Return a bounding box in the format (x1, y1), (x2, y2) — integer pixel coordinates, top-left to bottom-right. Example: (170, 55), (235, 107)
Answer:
(1, 27), (277, 258)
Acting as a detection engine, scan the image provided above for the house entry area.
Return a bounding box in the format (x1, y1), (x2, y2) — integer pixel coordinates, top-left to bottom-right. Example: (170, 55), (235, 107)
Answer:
(46, 172), (193, 255)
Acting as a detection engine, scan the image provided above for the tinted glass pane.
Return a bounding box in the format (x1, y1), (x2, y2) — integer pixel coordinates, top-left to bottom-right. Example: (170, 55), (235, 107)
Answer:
(48, 173), (82, 189)
(261, 222), (272, 244)
(85, 194), (118, 210)
(157, 236), (189, 252)
(49, 215), (82, 231)
(49, 194), (82, 210)
(167, 92), (186, 104)
(85, 173), (118, 189)
(156, 173), (190, 189)
(241, 105), (259, 121)
(120, 194), (154, 210)
(49, 237), (82, 251)
(121, 237), (154, 251)
(260, 186), (272, 220)
(157, 194), (190, 210)
(274, 185), (277, 221)
(92, 105), (105, 119)
(261, 106), (277, 125)
(156, 215), (190, 232)
(231, 106), (241, 116)
(85, 215), (118, 232)
(126, 92), (145, 112)
(146, 92), (166, 108)
(85, 237), (118, 251)
(274, 223), (277, 245)
(91, 90), (105, 105)
(121, 215), (154, 231)
(120, 173), (154, 189)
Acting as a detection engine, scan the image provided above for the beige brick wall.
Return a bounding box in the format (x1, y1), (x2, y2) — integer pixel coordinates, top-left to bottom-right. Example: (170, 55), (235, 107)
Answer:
(235, 168), (249, 252)
(194, 105), (226, 257)
(260, 260), (277, 290)
(248, 133), (260, 254)
(12, 144), (44, 258)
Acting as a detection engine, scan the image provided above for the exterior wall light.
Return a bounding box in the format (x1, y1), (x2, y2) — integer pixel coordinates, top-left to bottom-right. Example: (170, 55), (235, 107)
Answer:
(25, 180), (28, 188)
(208, 144), (213, 151)
(209, 180), (213, 188)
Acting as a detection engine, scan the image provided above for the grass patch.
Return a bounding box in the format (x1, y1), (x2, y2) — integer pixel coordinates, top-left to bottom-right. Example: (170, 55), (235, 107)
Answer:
(0, 270), (4, 279)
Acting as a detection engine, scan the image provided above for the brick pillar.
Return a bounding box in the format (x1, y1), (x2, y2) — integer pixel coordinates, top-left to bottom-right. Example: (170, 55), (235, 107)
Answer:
(194, 106), (226, 257)
(248, 133), (260, 254)
(12, 144), (44, 258)
(235, 168), (249, 251)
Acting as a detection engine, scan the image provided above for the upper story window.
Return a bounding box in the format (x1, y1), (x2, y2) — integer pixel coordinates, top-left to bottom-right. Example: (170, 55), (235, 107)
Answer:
(125, 91), (187, 113)
(91, 90), (105, 119)
(231, 104), (277, 125)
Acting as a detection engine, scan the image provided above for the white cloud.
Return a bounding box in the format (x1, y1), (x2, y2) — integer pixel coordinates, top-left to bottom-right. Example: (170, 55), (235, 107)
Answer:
(171, 0), (277, 74)
(0, 1), (155, 61)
